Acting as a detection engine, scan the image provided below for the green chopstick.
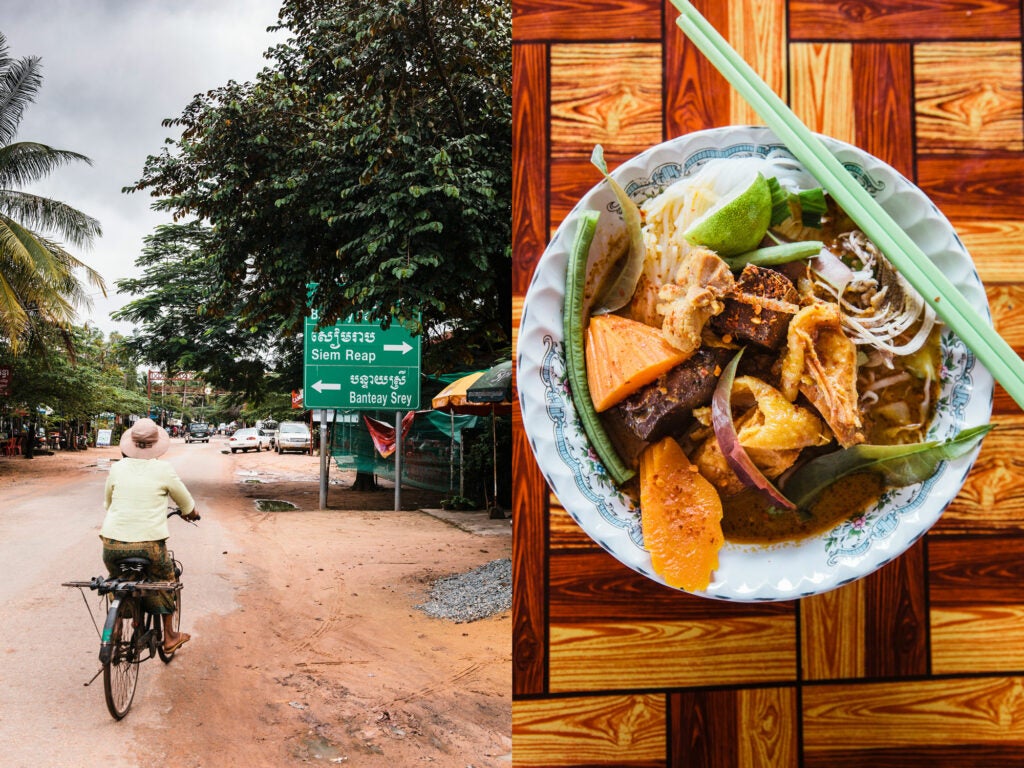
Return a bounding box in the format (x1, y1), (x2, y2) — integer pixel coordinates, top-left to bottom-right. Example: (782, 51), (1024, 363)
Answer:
(670, 0), (1024, 411)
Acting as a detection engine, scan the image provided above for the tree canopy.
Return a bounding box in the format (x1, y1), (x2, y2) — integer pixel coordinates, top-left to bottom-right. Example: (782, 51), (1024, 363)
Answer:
(0, 325), (149, 420)
(113, 221), (297, 400)
(0, 33), (106, 350)
(124, 0), (511, 378)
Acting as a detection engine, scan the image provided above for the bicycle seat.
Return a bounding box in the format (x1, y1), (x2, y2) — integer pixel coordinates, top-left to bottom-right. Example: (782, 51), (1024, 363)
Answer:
(116, 557), (152, 576)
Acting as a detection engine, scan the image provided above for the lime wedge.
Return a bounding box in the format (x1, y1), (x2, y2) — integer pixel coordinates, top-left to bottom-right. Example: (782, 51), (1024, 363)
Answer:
(683, 172), (772, 257)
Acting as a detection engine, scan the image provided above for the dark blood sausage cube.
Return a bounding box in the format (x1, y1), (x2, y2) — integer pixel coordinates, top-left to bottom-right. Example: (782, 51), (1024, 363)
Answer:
(613, 346), (733, 443)
(709, 264), (799, 350)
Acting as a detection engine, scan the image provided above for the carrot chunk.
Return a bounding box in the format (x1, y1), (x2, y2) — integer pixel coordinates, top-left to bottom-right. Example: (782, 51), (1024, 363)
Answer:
(585, 313), (689, 412)
(639, 436), (724, 591)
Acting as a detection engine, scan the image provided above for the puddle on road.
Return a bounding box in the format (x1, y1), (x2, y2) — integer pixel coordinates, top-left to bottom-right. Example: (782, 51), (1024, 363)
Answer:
(296, 734), (347, 761)
(255, 499), (299, 512)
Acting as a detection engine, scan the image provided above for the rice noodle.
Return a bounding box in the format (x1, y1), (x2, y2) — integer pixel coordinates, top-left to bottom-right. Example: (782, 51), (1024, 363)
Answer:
(865, 371), (911, 392)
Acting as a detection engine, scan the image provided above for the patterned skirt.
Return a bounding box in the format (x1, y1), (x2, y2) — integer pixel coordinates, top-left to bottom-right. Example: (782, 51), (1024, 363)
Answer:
(100, 537), (177, 614)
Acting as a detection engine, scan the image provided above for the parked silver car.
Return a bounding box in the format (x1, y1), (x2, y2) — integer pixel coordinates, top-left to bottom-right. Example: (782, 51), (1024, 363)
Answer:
(228, 427), (272, 453)
(275, 421), (311, 454)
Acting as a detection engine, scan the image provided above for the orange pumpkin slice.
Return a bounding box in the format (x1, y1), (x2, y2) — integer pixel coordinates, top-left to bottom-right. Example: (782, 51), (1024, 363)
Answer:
(585, 313), (689, 412)
(639, 436), (724, 591)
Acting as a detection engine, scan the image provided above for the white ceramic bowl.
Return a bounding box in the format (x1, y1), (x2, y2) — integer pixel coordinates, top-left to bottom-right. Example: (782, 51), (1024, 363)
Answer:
(517, 126), (994, 602)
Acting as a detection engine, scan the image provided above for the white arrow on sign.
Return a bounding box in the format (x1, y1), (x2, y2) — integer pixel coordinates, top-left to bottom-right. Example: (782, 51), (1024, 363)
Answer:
(383, 341), (413, 354)
(312, 380), (341, 393)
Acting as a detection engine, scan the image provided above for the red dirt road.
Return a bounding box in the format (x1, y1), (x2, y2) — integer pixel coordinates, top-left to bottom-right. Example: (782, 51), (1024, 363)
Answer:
(0, 438), (511, 767)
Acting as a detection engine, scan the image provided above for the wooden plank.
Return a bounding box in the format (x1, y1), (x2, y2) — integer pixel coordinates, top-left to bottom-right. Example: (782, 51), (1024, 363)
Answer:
(789, 43), (855, 142)
(550, 501), (603, 551)
(789, 0), (1021, 42)
(915, 43), (1023, 154)
(801, 578), (866, 681)
(930, 417), (1024, 536)
(513, 693), (666, 767)
(671, 690), (738, 767)
(513, 43), (550, 293)
(513, 0), (662, 43)
(801, 545), (931, 682)
(512, 295), (524, 358)
(549, 617), (797, 691)
(918, 153), (1024, 222)
(853, 43), (914, 176)
(931, 606), (1024, 674)
(993, 385), (1024, 418)
(550, 43), (663, 158)
(806, 745), (1024, 768)
(725, 0), (787, 126)
(803, 677), (1024, 755)
(960, 222), (1024, 284)
(929, 536), (1024, 605)
(737, 687), (799, 767)
(663, 0), (731, 136)
(550, 155), (606, 230)
(550, 551), (796, 622)
(987, 287), (1024, 349)
(513, 398), (551, 696)
(863, 540), (928, 678)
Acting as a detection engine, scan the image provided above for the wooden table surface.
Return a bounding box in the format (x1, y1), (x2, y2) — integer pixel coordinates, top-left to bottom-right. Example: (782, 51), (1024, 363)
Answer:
(511, 1), (1024, 765)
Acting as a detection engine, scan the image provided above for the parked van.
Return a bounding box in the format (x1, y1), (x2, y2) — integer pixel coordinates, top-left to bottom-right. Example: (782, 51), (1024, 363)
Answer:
(275, 421), (311, 454)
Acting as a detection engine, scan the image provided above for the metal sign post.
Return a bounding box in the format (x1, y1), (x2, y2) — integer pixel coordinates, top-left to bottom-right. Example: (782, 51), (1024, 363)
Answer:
(394, 411), (402, 512)
(319, 409), (330, 510)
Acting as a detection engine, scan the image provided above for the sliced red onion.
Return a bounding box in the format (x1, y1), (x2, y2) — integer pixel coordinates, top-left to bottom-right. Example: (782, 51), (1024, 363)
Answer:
(711, 350), (796, 511)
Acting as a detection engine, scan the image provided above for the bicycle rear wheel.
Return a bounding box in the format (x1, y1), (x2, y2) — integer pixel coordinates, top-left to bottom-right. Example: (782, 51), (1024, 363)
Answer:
(103, 599), (140, 720)
(157, 587), (182, 663)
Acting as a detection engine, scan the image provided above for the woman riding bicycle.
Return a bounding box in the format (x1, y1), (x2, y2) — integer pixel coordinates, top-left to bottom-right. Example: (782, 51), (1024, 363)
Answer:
(100, 418), (199, 654)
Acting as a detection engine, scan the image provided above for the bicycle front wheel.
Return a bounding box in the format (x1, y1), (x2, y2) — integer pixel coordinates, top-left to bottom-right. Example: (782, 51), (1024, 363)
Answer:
(103, 599), (140, 720)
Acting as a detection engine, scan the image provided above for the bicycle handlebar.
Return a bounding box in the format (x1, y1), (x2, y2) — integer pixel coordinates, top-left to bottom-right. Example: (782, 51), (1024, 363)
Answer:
(167, 506), (200, 523)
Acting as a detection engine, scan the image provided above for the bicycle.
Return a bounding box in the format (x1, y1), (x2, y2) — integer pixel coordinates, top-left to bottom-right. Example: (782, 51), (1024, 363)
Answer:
(62, 507), (200, 720)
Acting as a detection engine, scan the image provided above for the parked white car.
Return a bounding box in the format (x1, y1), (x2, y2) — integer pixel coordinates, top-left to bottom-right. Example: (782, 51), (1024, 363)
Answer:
(275, 421), (311, 454)
(228, 427), (272, 453)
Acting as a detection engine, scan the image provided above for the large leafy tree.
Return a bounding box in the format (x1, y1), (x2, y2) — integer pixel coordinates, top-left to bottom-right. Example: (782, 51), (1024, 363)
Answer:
(0, 324), (149, 419)
(113, 221), (300, 400)
(127, 0), (511, 374)
(0, 33), (105, 348)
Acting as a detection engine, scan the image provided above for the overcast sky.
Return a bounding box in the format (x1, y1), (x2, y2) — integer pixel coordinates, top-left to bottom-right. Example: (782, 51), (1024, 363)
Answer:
(4, 0), (284, 335)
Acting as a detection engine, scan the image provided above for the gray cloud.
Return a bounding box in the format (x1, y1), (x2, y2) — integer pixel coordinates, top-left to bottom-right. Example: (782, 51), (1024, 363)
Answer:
(3, 0), (283, 334)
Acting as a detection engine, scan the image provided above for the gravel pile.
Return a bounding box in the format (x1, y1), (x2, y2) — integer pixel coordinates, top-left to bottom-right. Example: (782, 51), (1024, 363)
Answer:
(417, 558), (511, 623)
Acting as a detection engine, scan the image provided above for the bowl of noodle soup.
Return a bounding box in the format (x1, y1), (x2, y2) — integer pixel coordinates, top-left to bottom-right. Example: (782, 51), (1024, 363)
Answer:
(517, 126), (993, 601)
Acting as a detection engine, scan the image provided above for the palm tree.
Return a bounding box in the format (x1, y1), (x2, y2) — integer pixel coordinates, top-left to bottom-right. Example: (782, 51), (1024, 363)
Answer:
(0, 32), (105, 349)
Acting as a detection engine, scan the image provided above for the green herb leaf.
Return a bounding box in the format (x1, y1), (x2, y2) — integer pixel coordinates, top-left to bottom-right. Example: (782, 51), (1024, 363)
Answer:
(782, 424), (993, 510)
(766, 176), (792, 227)
(797, 188), (827, 228)
(723, 240), (823, 270)
(766, 177), (827, 229)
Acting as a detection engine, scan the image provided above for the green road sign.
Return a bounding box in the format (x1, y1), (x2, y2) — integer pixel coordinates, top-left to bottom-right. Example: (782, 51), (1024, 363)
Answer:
(303, 315), (421, 410)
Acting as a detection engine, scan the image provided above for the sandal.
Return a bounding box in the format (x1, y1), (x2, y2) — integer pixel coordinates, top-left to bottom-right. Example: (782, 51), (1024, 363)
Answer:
(164, 633), (191, 653)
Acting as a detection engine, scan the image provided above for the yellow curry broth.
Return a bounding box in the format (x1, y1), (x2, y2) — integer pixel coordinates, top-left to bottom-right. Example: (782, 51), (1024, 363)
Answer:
(721, 473), (885, 543)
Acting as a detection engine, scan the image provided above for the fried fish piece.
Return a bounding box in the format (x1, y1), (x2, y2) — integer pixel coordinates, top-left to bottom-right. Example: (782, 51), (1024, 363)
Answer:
(779, 302), (864, 447)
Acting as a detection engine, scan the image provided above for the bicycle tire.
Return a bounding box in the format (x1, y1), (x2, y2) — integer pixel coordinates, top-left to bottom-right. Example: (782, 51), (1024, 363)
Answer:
(157, 587), (182, 663)
(103, 599), (141, 720)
